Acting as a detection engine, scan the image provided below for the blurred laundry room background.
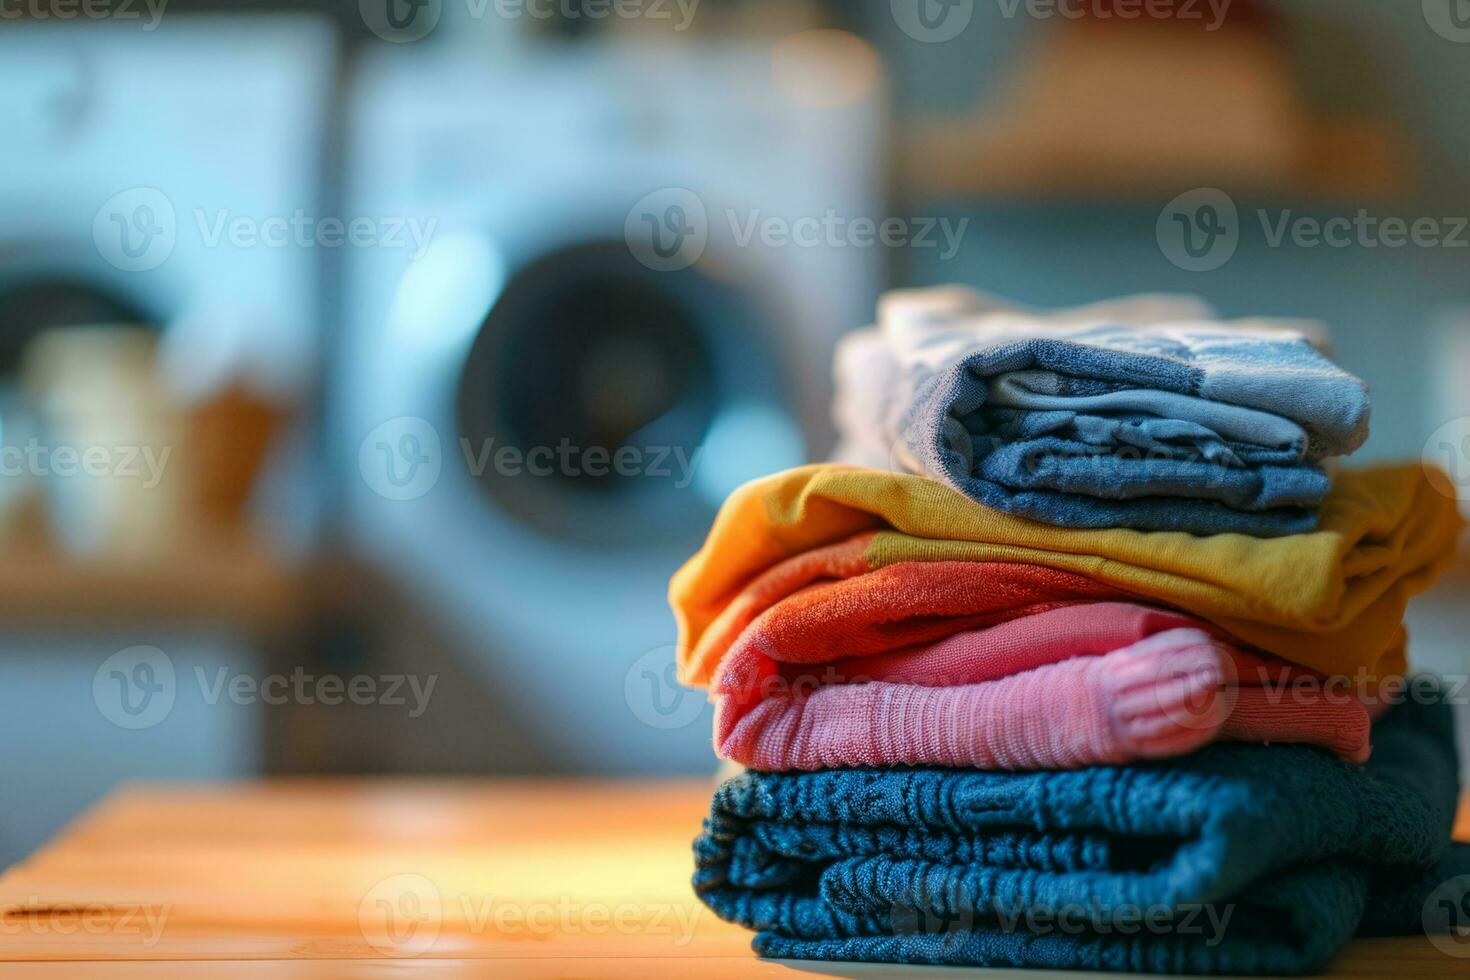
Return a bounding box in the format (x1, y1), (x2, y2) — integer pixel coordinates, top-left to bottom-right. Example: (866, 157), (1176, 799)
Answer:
(1, 0), (1469, 866)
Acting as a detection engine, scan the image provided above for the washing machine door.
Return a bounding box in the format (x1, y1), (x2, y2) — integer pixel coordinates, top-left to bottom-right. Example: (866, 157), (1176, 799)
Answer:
(345, 213), (811, 768)
(453, 238), (799, 546)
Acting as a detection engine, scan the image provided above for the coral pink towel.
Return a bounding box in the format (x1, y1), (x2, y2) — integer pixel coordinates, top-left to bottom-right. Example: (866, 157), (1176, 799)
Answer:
(713, 551), (1129, 673)
(715, 602), (1375, 771)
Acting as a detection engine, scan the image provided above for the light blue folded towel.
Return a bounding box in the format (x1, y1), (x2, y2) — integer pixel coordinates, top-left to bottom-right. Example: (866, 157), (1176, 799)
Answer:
(988, 369), (1312, 465)
(833, 288), (1370, 536)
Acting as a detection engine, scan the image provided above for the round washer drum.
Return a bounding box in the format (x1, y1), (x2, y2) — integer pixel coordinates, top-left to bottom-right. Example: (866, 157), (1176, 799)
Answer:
(455, 240), (791, 547)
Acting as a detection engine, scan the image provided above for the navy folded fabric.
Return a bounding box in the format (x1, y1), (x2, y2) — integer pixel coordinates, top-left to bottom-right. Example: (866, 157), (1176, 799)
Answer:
(832, 288), (1371, 536)
(966, 409), (1331, 536)
(692, 687), (1466, 974)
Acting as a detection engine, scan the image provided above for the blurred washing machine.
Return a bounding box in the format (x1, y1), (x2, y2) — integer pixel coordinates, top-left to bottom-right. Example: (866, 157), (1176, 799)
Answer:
(0, 18), (335, 863)
(339, 38), (886, 771)
(0, 18), (336, 401)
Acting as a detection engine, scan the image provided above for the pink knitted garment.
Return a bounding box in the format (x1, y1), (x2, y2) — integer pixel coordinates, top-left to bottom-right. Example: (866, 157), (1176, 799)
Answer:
(714, 602), (1373, 771)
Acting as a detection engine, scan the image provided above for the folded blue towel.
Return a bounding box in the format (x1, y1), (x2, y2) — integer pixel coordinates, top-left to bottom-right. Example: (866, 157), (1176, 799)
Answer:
(966, 410), (1331, 535)
(833, 288), (1370, 536)
(988, 369), (1314, 457)
(692, 686), (1466, 974)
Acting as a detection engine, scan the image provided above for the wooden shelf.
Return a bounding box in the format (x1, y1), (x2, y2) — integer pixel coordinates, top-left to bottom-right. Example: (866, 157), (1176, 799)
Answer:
(904, 117), (1408, 203)
(900, 18), (1411, 202)
(0, 539), (305, 631)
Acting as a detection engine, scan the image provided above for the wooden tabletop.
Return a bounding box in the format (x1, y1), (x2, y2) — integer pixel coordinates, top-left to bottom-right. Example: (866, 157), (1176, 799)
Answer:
(0, 779), (1466, 978)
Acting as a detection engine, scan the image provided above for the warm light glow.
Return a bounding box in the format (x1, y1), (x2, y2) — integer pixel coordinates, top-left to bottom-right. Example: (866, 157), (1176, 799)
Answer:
(386, 232), (504, 359)
(771, 29), (881, 110)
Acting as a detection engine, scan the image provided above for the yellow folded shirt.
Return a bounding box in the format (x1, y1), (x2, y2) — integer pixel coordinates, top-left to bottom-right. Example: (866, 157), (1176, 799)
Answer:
(671, 463), (1463, 686)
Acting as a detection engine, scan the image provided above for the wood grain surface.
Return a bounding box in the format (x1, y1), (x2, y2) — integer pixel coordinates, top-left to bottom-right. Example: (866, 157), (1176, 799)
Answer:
(0, 779), (1465, 977)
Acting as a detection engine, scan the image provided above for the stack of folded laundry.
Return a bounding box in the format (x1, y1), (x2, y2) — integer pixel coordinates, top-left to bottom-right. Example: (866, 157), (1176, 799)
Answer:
(833, 288), (1369, 537)
(675, 288), (1470, 974)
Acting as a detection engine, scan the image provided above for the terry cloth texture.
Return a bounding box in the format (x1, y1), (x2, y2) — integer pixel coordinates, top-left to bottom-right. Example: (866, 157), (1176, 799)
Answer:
(715, 602), (1374, 771)
(832, 287), (1370, 535)
(669, 464), (1462, 687)
(692, 685), (1469, 974)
